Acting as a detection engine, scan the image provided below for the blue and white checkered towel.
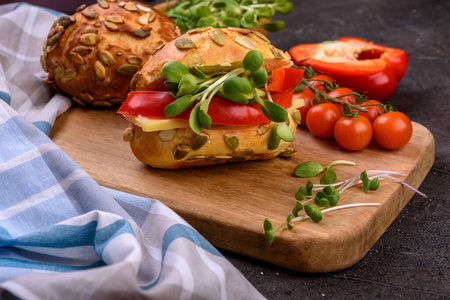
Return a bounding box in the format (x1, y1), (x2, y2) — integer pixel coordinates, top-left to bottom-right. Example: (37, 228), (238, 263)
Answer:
(0, 3), (264, 299)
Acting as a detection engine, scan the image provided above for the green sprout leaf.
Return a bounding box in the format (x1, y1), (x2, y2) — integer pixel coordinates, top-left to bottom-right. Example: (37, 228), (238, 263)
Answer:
(292, 202), (303, 217)
(198, 108), (212, 130)
(243, 49), (264, 72)
(306, 180), (313, 196)
(304, 204), (323, 222)
(222, 76), (254, 104)
(274, 0), (294, 15)
(260, 100), (288, 122)
(251, 68), (268, 88)
(256, 6), (275, 19)
(189, 102), (202, 135)
(268, 123), (281, 150)
(286, 214), (293, 230)
(164, 94), (197, 118)
(177, 73), (203, 96)
(276, 122), (294, 142)
(370, 178), (380, 190)
(162, 61), (190, 82)
(197, 16), (217, 27)
(320, 168), (337, 184)
(166, 0), (293, 33)
(294, 161), (325, 178)
(261, 21), (286, 32)
(263, 219), (275, 245)
(328, 194), (340, 207)
(196, 5), (211, 17)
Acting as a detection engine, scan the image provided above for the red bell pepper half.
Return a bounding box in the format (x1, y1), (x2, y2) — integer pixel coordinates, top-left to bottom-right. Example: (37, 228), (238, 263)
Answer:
(289, 37), (408, 101)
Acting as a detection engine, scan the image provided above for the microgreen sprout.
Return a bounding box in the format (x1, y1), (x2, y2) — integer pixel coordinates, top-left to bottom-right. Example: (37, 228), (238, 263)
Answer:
(165, 0), (294, 33)
(294, 160), (356, 184)
(264, 170), (427, 244)
(162, 50), (291, 144)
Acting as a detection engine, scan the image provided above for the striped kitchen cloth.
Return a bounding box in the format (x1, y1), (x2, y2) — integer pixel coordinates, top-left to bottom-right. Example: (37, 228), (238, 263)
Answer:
(0, 94), (265, 299)
(0, 2), (72, 135)
(0, 3), (265, 300)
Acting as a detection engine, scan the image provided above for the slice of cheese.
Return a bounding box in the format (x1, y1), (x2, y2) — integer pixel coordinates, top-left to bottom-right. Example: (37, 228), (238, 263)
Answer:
(125, 97), (304, 133)
(124, 115), (190, 132)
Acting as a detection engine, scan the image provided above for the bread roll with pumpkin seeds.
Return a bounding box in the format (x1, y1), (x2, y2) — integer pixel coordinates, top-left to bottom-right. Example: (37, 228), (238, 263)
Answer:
(134, 26), (293, 92)
(119, 27), (303, 169)
(41, 0), (180, 106)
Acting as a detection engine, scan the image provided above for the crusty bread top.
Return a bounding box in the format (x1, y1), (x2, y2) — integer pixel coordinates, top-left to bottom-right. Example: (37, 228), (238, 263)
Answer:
(41, 1), (180, 106)
(133, 27), (293, 91)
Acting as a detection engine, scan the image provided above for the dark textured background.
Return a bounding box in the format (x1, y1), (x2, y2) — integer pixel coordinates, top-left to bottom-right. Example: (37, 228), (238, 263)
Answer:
(220, 1), (449, 299)
(14, 0), (449, 298)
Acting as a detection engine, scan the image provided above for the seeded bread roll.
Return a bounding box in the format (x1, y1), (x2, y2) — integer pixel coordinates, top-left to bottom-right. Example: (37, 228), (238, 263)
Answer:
(123, 112), (299, 169)
(121, 27), (299, 169)
(41, 0), (180, 106)
(133, 26), (293, 92)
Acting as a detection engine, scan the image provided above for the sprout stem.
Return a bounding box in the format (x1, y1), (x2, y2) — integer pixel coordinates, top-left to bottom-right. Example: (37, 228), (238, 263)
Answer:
(290, 203), (381, 223)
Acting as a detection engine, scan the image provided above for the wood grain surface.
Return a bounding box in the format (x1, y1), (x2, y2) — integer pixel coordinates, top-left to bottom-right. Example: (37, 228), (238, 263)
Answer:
(49, 106), (435, 273)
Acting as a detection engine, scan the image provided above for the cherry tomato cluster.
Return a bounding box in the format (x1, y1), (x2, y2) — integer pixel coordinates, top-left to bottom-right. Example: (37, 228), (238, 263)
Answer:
(293, 74), (413, 151)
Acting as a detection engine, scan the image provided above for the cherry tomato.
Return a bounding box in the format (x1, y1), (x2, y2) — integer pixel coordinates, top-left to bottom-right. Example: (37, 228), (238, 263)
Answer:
(334, 115), (373, 151)
(306, 74), (335, 93)
(292, 88), (315, 126)
(372, 111), (413, 149)
(327, 87), (356, 110)
(306, 103), (341, 138)
(358, 100), (384, 123)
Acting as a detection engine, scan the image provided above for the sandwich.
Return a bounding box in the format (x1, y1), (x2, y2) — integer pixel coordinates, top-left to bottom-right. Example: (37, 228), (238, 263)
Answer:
(118, 27), (304, 169)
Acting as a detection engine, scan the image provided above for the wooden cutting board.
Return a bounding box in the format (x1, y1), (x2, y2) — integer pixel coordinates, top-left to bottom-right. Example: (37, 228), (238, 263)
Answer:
(49, 106), (434, 273)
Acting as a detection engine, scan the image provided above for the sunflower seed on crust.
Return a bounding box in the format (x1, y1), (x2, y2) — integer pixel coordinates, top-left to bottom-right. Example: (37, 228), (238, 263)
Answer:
(136, 13), (149, 26)
(117, 63), (138, 75)
(97, 0), (110, 9)
(174, 144), (190, 160)
(123, 2), (138, 11)
(46, 32), (61, 46)
(271, 46), (285, 59)
(78, 92), (94, 103)
(98, 50), (115, 66)
(136, 4), (152, 12)
(209, 28), (226, 46)
(126, 55), (142, 65)
(252, 30), (271, 44)
(71, 46), (92, 56)
(81, 7), (99, 19)
(106, 15), (125, 24)
(235, 36), (255, 49)
(104, 20), (119, 31)
(175, 38), (196, 49)
(223, 134), (239, 150)
(76, 4), (86, 12)
(228, 27), (252, 34)
(79, 33), (100, 45)
(191, 133), (208, 150)
(94, 60), (106, 81)
(66, 51), (85, 65)
(82, 28), (99, 34)
(279, 148), (297, 157)
(60, 68), (77, 82)
(132, 29), (150, 38)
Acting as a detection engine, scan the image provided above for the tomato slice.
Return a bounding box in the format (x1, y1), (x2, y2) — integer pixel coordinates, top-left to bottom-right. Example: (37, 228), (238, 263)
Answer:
(268, 67), (305, 93)
(118, 91), (293, 126)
